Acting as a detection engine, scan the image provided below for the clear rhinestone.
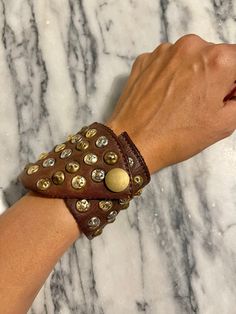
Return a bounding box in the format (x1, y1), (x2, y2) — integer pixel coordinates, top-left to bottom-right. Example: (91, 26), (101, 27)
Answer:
(70, 134), (83, 144)
(60, 148), (72, 159)
(128, 157), (134, 167)
(91, 169), (105, 182)
(84, 153), (98, 165)
(76, 199), (90, 212)
(85, 128), (97, 138)
(107, 210), (118, 222)
(71, 175), (86, 189)
(99, 200), (113, 211)
(27, 164), (39, 175)
(43, 158), (55, 167)
(96, 136), (109, 148)
(88, 216), (101, 229)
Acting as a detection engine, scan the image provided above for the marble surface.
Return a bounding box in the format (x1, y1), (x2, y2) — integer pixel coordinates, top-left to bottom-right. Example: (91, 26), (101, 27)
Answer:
(1, 0), (236, 313)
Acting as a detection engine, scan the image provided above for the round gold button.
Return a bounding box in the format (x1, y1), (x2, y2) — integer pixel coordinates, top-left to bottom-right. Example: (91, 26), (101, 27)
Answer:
(105, 168), (130, 192)
(54, 143), (66, 153)
(66, 161), (80, 173)
(104, 151), (118, 165)
(38, 152), (48, 160)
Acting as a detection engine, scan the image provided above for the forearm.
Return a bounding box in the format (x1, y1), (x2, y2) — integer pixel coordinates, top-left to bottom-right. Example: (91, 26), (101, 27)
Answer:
(0, 192), (80, 314)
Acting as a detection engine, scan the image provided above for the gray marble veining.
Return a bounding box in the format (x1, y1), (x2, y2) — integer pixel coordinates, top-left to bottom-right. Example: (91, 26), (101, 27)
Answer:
(1, 0), (236, 313)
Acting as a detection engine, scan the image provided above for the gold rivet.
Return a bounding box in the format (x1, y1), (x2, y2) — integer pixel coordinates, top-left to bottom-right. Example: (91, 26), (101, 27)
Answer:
(38, 152), (48, 160)
(104, 151), (118, 165)
(85, 128), (97, 138)
(27, 164), (39, 175)
(133, 175), (143, 186)
(52, 171), (65, 185)
(84, 153), (98, 165)
(67, 134), (74, 141)
(54, 143), (66, 153)
(99, 200), (113, 211)
(134, 188), (143, 196)
(66, 161), (80, 173)
(36, 178), (51, 191)
(105, 168), (130, 192)
(92, 228), (103, 237)
(71, 175), (86, 189)
(76, 140), (89, 151)
(119, 198), (130, 209)
(76, 199), (90, 212)
(70, 134), (83, 144)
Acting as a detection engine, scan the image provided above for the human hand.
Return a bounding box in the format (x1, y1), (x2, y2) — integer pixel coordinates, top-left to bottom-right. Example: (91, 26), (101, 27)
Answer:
(107, 34), (236, 174)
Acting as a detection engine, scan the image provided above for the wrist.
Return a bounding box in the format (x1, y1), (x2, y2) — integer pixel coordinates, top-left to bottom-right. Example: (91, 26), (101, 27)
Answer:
(106, 120), (164, 174)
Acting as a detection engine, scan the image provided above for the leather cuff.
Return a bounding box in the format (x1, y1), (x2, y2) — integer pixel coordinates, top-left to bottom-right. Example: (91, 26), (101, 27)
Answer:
(19, 122), (151, 239)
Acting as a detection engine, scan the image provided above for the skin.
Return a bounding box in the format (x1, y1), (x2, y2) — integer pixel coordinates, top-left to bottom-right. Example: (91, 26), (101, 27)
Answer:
(1, 35), (236, 313)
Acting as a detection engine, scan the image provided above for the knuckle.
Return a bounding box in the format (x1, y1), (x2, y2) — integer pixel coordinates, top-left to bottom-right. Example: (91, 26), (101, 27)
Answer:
(205, 45), (228, 68)
(132, 52), (150, 68)
(175, 34), (203, 49)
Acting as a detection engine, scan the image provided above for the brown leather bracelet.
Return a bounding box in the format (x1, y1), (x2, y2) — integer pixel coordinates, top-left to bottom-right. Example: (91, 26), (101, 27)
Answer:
(19, 122), (151, 239)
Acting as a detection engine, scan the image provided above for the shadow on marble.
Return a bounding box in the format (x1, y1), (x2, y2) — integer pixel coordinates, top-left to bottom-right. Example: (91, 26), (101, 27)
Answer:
(102, 73), (129, 122)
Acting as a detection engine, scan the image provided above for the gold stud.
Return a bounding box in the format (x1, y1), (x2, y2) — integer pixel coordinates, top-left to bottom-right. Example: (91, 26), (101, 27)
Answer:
(84, 153), (98, 165)
(119, 198), (130, 209)
(76, 199), (90, 212)
(92, 228), (103, 237)
(134, 188), (143, 196)
(70, 134), (83, 144)
(99, 200), (113, 211)
(54, 143), (66, 153)
(105, 168), (130, 192)
(67, 134), (74, 141)
(85, 128), (97, 138)
(80, 126), (89, 134)
(52, 171), (65, 185)
(76, 140), (89, 151)
(104, 151), (118, 165)
(71, 175), (86, 189)
(38, 152), (48, 160)
(27, 164), (39, 175)
(133, 175), (143, 186)
(36, 178), (51, 191)
(66, 161), (80, 173)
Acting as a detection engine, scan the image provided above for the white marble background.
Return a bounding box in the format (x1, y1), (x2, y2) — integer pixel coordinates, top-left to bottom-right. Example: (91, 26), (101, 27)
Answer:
(1, 0), (236, 313)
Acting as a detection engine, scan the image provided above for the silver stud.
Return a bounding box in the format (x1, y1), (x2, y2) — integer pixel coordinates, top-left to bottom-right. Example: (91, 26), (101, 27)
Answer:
(107, 210), (118, 222)
(60, 148), (72, 159)
(91, 169), (105, 182)
(99, 200), (113, 211)
(88, 216), (101, 229)
(43, 158), (55, 167)
(76, 199), (90, 212)
(84, 153), (98, 165)
(71, 175), (86, 189)
(128, 157), (134, 167)
(96, 136), (109, 148)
